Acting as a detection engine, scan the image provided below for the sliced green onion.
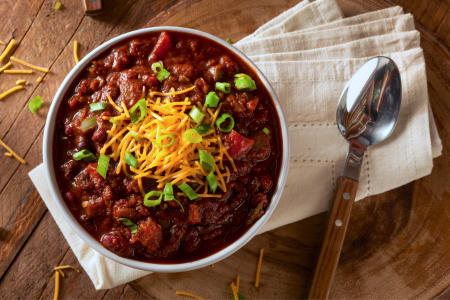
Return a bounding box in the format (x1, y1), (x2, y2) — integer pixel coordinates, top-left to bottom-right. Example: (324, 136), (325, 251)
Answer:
(174, 199), (185, 212)
(29, 95), (43, 114)
(262, 127), (270, 135)
(163, 182), (174, 201)
(125, 151), (138, 168)
(205, 91), (220, 108)
(199, 150), (215, 172)
(155, 134), (175, 148)
(226, 38), (233, 44)
(129, 99), (147, 124)
(183, 128), (202, 143)
(151, 61), (164, 73)
(89, 101), (107, 112)
(157, 68), (171, 82)
(206, 171), (219, 193)
(215, 82), (231, 94)
(178, 183), (199, 200)
(215, 113), (235, 132)
(97, 153), (110, 179)
(143, 190), (163, 207)
(194, 124), (211, 134)
(54, 1), (62, 10)
(117, 218), (138, 234)
(130, 131), (140, 141)
(234, 73), (256, 91)
(79, 117), (97, 132)
(189, 106), (205, 124)
(73, 149), (96, 162)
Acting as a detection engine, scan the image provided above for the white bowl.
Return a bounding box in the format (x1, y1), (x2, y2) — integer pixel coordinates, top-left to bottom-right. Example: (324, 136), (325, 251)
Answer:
(43, 26), (290, 272)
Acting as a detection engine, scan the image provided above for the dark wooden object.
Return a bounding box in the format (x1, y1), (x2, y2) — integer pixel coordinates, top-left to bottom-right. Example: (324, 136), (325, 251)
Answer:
(82, 0), (103, 16)
(309, 177), (359, 299)
(0, 0), (448, 299)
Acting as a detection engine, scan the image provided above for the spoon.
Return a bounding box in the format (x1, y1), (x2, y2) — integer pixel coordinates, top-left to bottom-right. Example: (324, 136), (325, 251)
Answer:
(308, 56), (402, 299)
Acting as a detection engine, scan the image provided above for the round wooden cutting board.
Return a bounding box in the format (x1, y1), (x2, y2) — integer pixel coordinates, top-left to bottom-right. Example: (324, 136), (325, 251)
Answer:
(129, 1), (450, 299)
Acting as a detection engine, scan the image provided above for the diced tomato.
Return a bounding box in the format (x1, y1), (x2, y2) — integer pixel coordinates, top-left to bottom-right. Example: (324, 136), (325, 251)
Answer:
(149, 32), (173, 62)
(246, 97), (259, 112)
(68, 96), (79, 109)
(223, 130), (255, 159)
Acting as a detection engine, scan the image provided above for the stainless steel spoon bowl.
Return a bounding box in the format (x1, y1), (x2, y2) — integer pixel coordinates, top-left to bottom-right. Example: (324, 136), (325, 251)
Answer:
(309, 56), (402, 299)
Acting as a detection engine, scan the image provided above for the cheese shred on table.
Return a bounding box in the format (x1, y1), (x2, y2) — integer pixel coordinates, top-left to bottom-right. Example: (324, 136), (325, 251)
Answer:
(0, 39), (15, 64)
(0, 137), (26, 164)
(73, 40), (80, 63)
(0, 85), (24, 101)
(53, 270), (60, 300)
(230, 282), (239, 300)
(254, 248), (264, 288)
(53, 265), (80, 300)
(10, 56), (49, 73)
(4, 69), (33, 74)
(0, 62), (12, 73)
(101, 86), (234, 194)
(175, 291), (206, 300)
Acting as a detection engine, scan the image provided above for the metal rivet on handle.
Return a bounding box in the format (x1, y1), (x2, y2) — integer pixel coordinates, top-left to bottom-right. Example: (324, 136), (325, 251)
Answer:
(343, 192), (350, 200)
(335, 219), (343, 227)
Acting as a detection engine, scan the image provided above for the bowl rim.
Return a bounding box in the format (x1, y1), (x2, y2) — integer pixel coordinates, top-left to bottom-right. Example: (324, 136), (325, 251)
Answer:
(42, 26), (290, 272)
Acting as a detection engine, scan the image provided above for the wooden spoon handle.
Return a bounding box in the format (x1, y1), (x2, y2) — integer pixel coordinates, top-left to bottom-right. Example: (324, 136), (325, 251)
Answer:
(82, 0), (103, 16)
(308, 177), (358, 299)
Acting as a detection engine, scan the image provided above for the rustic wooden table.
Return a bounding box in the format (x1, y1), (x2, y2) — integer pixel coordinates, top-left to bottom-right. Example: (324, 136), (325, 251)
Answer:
(0, 0), (449, 299)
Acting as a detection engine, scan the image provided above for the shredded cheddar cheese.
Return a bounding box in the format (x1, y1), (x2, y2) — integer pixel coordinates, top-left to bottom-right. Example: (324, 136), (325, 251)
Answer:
(236, 274), (240, 291)
(0, 85), (24, 101)
(4, 152), (12, 157)
(36, 76), (43, 83)
(4, 69), (33, 74)
(175, 291), (205, 300)
(0, 39), (15, 64)
(10, 56), (49, 73)
(54, 265), (81, 274)
(230, 282), (239, 300)
(16, 79), (26, 85)
(107, 94), (123, 112)
(53, 270), (60, 300)
(101, 86), (234, 195)
(73, 40), (80, 63)
(254, 248), (264, 288)
(0, 62), (12, 73)
(53, 265), (80, 300)
(0, 40), (5, 45)
(0, 137), (26, 164)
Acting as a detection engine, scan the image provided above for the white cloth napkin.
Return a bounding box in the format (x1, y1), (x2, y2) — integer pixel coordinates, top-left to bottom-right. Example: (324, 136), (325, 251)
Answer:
(28, 0), (441, 289)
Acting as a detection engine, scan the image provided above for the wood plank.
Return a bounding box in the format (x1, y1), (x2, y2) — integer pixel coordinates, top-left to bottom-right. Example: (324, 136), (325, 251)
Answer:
(0, 0), (45, 42)
(38, 244), (108, 300)
(0, 0), (85, 192)
(0, 212), (69, 299)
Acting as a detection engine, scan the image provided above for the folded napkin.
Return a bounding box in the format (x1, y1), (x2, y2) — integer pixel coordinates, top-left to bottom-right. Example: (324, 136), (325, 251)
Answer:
(29, 0), (441, 289)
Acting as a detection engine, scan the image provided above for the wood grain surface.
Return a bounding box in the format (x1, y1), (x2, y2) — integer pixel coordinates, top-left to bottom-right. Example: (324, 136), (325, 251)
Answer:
(0, 0), (448, 299)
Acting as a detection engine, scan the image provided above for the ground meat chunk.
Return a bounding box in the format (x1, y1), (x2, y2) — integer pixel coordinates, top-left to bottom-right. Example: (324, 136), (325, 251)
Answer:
(187, 204), (201, 224)
(85, 196), (106, 219)
(113, 198), (138, 220)
(131, 217), (163, 254)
